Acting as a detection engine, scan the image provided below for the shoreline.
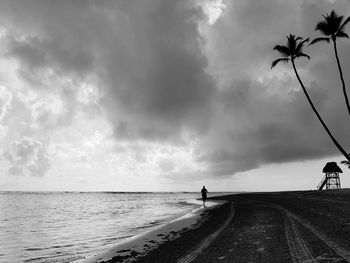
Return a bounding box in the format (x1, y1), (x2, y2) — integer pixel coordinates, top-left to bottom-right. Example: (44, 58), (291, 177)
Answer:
(81, 200), (227, 263)
(82, 189), (350, 262)
(130, 201), (233, 263)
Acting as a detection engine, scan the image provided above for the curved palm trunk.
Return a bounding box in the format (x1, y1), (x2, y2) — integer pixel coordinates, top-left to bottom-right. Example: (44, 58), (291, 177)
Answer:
(333, 39), (350, 117)
(291, 60), (350, 162)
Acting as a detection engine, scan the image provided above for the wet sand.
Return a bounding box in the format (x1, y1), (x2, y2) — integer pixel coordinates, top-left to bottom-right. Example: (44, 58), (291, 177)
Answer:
(83, 201), (227, 263)
(103, 189), (350, 262)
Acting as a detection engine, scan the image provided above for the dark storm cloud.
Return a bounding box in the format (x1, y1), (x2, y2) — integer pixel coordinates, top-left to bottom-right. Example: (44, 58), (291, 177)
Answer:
(1, 0), (350, 178)
(7, 36), (94, 75)
(102, 0), (215, 141)
(186, 0), (350, 176)
(197, 77), (350, 176)
(1, 0), (215, 142)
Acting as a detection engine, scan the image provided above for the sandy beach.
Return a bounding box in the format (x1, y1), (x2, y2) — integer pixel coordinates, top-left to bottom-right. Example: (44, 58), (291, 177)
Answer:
(92, 189), (350, 262)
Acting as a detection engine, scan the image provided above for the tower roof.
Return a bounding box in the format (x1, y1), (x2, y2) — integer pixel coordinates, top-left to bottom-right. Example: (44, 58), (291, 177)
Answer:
(323, 162), (343, 173)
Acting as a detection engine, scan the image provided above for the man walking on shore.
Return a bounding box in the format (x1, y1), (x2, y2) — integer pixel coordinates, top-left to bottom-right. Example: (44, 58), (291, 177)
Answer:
(201, 186), (208, 207)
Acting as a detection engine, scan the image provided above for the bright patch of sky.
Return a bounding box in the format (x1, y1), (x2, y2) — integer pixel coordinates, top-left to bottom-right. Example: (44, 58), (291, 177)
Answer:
(199, 0), (226, 25)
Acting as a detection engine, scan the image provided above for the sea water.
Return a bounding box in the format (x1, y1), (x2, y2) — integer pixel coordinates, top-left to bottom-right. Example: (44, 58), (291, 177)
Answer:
(0, 192), (204, 263)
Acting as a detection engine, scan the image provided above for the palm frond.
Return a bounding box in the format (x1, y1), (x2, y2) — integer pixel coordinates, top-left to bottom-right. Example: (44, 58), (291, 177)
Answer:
(287, 34), (300, 51)
(328, 10), (343, 24)
(336, 31), (349, 38)
(296, 52), (310, 60)
(296, 38), (309, 52)
(316, 10), (349, 39)
(272, 34), (310, 67)
(309, 37), (330, 45)
(329, 10), (337, 18)
(335, 15), (344, 29)
(338, 16), (350, 32)
(271, 58), (289, 68)
(315, 20), (332, 36)
(286, 35), (293, 50)
(273, 45), (290, 57)
(341, 152), (350, 168)
(341, 160), (350, 168)
(287, 34), (296, 40)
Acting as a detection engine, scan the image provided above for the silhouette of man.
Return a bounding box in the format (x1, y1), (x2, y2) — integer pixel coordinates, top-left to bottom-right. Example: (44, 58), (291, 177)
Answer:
(201, 186), (208, 207)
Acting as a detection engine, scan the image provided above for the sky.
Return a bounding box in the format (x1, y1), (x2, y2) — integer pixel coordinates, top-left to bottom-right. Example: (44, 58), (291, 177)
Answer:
(0, 0), (350, 192)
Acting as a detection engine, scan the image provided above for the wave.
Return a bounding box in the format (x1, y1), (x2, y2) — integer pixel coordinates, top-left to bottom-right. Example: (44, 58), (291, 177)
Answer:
(0, 192), (200, 263)
(82, 200), (226, 263)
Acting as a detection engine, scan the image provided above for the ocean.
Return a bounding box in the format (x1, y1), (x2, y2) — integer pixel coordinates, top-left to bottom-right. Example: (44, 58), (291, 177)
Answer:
(0, 192), (205, 263)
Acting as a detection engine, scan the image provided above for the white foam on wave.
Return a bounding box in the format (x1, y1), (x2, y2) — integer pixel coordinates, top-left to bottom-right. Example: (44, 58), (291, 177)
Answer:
(79, 200), (226, 263)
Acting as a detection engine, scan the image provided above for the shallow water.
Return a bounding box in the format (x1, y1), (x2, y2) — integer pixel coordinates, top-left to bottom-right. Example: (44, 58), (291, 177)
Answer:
(0, 192), (201, 263)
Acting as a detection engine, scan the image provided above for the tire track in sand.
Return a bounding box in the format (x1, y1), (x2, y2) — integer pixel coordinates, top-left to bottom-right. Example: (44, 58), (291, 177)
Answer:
(176, 202), (235, 263)
(178, 199), (350, 263)
(282, 207), (314, 262)
(265, 202), (350, 262)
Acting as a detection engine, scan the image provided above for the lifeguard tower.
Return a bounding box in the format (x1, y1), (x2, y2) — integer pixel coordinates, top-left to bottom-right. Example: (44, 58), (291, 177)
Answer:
(317, 162), (342, 190)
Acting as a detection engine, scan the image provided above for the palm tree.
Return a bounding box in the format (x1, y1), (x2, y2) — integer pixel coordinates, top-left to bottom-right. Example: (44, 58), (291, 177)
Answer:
(309, 10), (350, 117)
(272, 34), (350, 162)
(340, 155), (350, 169)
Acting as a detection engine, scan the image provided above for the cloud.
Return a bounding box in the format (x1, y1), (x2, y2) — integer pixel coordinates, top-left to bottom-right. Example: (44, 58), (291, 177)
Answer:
(8, 166), (23, 176)
(101, 0), (216, 141)
(0, 0), (350, 180)
(1, 0), (215, 141)
(194, 78), (340, 176)
(29, 88), (79, 129)
(3, 137), (50, 176)
(158, 158), (175, 173)
(7, 36), (94, 76)
(0, 85), (13, 122)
